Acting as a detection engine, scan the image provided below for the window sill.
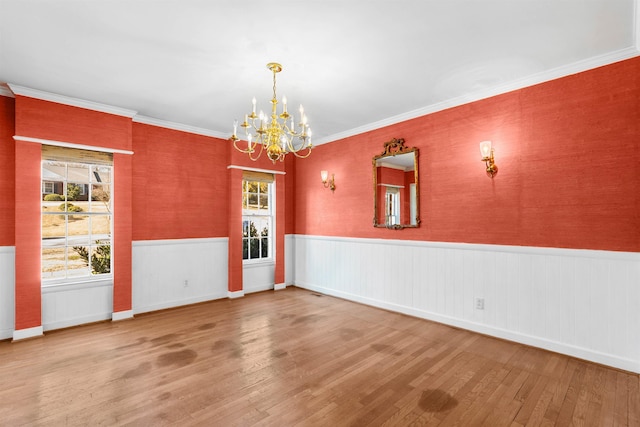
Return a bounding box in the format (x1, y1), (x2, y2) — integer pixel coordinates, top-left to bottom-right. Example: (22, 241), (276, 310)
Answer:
(42, 277), (113, 293)
(242, 259), (275, 268)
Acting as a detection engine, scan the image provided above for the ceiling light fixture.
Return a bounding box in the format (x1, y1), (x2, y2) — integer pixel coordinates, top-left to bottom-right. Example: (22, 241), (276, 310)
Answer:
(230, 62), (313, 163)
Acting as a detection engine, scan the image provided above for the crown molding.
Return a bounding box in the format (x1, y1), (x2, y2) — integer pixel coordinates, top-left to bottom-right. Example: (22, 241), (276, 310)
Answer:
(314, 46), (640, 146)
(0, 83), (14, 98)
(133, 115), (228, 139)
(7, 84), (137, 117)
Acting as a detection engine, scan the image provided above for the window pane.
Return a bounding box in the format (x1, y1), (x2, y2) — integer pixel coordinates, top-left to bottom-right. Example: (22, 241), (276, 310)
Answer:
(67, 163), (89, 183)
(68, 246), (90, 277)
(247, 193), (258, 209)
(259, 194), (268, 210)
(90, 244), (111, 274)
(90, 185), (111, 212)
(259, 182), (268, 193)
(247, 182), (258, 193)
(242, 239), (248, 260)
(42, 214), (66, 241)
(261, 237), (269, 258)
(68, 215), (90, 246)
(42, 247), (66, 279)
(249, 238), (260, 259)
(92, 166), (111, 183)
(248, 220), (258, 237)
(91, 216), (111, 240)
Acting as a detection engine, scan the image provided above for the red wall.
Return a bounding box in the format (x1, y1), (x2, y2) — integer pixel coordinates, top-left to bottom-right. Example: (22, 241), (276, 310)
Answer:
(15, 96), (132, 151)
(131, 123), (229, 240)
(0, 96), (15, 246)
(294, 57), (640, 252)
(12, 96), (135, 329)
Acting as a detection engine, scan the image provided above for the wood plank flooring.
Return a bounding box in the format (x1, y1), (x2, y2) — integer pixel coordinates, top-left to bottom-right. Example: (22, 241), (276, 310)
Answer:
(0, 287), (638, 426)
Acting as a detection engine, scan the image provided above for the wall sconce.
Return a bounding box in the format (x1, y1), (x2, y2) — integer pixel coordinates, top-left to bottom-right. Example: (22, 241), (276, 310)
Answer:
(479, 141), (498, 178)
(320, 170), (335, 191)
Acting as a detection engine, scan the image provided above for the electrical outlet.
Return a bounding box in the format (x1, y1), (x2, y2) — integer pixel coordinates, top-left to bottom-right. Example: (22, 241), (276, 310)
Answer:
(475, 297), (485, 310)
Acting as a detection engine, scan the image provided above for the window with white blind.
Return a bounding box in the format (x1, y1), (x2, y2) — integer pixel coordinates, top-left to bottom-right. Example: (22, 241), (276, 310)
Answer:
(41, 146), (113, 283)
(242, 171), (274, 262)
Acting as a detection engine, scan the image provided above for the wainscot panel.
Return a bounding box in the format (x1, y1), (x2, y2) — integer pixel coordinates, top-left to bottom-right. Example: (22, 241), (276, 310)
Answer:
(293, 235), (640, 373)
(42, 280), (113, 331)
(132, 238), (228, 314)
(0, 247), (15, 339)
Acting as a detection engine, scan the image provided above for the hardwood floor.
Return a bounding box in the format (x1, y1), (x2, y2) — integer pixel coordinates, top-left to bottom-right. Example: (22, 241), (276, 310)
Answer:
(1, 287), (638, 426)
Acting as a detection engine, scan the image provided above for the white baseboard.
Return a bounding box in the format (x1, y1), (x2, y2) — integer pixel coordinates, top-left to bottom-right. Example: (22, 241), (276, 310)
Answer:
(295, 281), (640, 374)
(112, 310), (134, 321)
(13, 325), (43, 341)
(134, 293), (227, 315)
(228, 290), (245, 299)
(274, 283), (286, 291)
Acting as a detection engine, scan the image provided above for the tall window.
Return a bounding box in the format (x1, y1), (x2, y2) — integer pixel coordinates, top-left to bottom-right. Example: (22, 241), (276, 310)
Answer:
(41, 147), (113, 282)
(242, 172), (274, 261)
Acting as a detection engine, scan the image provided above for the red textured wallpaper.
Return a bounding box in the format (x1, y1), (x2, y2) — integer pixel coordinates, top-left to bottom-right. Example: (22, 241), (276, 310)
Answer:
(14, 141), (42, 330)
(131, 123), (230, 240)
(14, 96), (132, 151)
(294, 57), (640, 252)
(113, 153), (133, 312)
(0, 95), (15, 246)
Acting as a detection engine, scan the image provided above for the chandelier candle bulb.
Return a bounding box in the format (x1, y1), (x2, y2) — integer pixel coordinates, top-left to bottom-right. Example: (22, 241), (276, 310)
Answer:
(252, 97), (256, 113)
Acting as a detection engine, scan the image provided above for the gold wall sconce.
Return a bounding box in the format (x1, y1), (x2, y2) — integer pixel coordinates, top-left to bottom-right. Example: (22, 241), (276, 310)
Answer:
(320, 170), (335, 191)
(479, 141), (498, 178)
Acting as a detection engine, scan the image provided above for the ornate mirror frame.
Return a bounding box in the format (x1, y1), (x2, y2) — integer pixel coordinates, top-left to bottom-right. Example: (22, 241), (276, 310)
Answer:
(372, 138), (420, 229)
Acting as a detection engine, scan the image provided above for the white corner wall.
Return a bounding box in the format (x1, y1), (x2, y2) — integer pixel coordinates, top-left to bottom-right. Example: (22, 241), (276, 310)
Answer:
(132, 238), (228, 314)
(292, 235), (640, 374)
(0, 246), (15, 340)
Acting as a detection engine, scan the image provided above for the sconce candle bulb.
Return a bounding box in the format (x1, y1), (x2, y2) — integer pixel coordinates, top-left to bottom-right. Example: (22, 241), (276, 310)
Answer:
(321, 170), (336, 191)
(479, 140), (498, 178)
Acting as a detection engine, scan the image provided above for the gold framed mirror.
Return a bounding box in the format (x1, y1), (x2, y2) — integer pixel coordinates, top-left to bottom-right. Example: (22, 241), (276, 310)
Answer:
(373, 138), (420, 229)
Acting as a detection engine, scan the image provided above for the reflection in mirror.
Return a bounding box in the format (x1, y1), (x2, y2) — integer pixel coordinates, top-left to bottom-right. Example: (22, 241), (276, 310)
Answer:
(373, 138), (420, 229)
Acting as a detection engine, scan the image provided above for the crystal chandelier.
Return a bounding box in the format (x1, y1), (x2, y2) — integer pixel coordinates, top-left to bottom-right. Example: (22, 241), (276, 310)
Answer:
(230, 62), (313, 163)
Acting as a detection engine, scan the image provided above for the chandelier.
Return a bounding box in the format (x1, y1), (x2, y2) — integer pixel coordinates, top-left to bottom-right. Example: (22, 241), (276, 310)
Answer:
(230, 62), (313, 163)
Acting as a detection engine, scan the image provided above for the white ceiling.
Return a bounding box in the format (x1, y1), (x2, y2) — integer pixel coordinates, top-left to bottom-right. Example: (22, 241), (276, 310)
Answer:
(1, 1), (638, 145)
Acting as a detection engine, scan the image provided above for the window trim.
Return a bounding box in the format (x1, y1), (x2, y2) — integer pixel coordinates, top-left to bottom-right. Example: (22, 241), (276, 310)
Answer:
(41, 156), (114, 285)
(242, 178), (274, 263)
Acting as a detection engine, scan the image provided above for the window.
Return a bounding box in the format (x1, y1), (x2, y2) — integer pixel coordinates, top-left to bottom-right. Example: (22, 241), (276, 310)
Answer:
(41, 147), (113, 282)
(42, 181), (54, 194)
(242, 173), (274, 261)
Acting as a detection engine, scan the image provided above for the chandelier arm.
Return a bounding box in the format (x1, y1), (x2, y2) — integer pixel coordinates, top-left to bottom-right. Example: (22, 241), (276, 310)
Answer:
(233, 138), (255, 154)
(290, 147), (313, 159)
(247, 141), (265, 161)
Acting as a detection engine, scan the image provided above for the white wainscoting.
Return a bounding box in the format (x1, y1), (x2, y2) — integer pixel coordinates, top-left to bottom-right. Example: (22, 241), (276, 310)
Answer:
(285, 234), (295, 287)
(243, 261), (275, 294)
(0, 247), (15, 340)
(42, 280), (113, 331)
(132, 238), (228, 314)
(293, 235), (640, 374)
